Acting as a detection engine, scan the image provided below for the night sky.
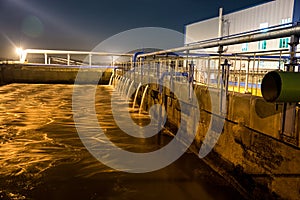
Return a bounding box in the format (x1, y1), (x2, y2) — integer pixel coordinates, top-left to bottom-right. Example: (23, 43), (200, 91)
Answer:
(0, 0), (272, 59)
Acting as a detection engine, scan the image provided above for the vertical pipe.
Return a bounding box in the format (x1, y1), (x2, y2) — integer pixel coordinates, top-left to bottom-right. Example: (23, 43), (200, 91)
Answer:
(189, 60), (194, 100)
(218, 7), (223, 38)
(220, 59), (229, 114)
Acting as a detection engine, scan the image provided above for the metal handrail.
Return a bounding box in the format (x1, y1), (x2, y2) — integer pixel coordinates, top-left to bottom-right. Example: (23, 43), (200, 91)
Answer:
(19, 49), (133, 65)
(138, 25), (300, 58)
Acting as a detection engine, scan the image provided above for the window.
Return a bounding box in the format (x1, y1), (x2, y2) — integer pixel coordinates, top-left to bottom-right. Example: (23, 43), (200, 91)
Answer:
(242, 43), (248, 52)
(279, 38), (289, 48)
(279, 18), (291, 48)
(281, 18), (291, 26)
(259, 40), (267, 50)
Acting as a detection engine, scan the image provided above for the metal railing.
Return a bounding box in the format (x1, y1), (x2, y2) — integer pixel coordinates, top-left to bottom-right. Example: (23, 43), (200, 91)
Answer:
(17, 49), (133, 66)
(116, 50), (292, 97)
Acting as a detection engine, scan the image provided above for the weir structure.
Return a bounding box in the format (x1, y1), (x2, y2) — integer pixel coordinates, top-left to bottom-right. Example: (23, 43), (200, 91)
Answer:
(1, 25), (300, 199)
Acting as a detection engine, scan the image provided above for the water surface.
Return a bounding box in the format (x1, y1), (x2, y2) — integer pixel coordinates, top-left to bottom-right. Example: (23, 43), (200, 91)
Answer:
(0, 84), (244, 200)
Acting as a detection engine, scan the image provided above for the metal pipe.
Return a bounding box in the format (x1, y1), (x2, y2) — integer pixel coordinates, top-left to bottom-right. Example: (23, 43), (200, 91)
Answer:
(218, 7), (223, 38)
(261, 71), (300, 102)
(138, 26), (300, 58)
(187, 22), (293, 47)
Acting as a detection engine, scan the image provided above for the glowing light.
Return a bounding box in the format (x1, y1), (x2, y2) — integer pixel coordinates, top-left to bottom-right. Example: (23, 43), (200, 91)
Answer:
(16, 47), (23, 55)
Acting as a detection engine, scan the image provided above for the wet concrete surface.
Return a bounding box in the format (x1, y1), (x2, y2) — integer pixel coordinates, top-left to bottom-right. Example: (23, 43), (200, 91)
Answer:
(0, 84), (245, 200)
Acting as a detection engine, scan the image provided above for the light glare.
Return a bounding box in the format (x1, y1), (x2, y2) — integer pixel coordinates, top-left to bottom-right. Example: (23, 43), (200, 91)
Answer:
(16, 47), (23, 55)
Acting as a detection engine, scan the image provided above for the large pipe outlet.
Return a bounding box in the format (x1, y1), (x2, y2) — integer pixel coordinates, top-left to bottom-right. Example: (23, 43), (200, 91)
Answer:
(261, 71), (300, 102)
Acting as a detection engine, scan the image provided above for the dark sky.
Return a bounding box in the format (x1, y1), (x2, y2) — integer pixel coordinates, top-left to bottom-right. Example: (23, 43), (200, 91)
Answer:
(0, 0), (272, 59)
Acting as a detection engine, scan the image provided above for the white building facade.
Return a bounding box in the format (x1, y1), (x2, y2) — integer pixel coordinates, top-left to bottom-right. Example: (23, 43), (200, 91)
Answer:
(185, 0), (300, 53)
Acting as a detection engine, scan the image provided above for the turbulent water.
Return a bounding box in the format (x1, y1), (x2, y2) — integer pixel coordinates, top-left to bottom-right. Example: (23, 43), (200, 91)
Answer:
(0, 84), (244, 200)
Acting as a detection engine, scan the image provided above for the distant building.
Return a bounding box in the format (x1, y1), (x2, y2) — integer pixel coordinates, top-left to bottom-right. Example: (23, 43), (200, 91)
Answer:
(185, 0), (300, 53)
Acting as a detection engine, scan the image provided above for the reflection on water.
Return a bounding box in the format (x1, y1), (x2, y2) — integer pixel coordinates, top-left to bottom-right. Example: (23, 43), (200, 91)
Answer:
(0, 84), (245, 200)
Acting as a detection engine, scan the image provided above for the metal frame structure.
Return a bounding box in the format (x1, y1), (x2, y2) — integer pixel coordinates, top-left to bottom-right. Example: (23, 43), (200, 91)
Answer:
(18, 49), (133, 66)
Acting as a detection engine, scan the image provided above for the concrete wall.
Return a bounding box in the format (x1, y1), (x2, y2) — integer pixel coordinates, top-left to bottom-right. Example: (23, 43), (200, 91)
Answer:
(129, 77), (300, 200)
(0, 64), (112, 85)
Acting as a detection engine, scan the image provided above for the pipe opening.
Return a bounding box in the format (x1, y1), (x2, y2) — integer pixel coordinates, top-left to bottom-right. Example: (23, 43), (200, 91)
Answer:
(261, 71), (282, 102)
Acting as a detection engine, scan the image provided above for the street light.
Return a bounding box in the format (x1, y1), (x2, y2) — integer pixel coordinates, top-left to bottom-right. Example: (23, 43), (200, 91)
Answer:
(16, 47), (23, 62)
(16, 47), (26, 63)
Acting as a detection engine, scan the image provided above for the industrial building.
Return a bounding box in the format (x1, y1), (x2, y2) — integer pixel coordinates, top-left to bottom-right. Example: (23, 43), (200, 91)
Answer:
(185, 0), (299, 54)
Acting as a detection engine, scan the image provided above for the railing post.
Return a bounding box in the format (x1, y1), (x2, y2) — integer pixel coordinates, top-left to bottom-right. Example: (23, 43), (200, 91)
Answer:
(111, 56), (114, 68)
(44, 53), (48, 64)
(148, 60), (150, 83)
(220, 59), (230, 114)
(217, 46), (224, 89)
(251, 54), (256, 94)
(156, 61), (160, 91)
(232, 56), (237, 93)
(207, 58), (211, 86)
(89, 54), (92, 66)
(256, 56), (260, 96)
(245, 58), (250, 93)
(188, 61), (194, 100)
(140, 59), (143, 84)
(67, 54), (70, 66)
(238, 57), (242, 93)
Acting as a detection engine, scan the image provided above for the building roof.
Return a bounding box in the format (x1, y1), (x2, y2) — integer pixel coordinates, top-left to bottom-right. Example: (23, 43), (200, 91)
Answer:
(185, 0), (274, 27)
